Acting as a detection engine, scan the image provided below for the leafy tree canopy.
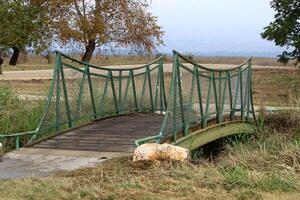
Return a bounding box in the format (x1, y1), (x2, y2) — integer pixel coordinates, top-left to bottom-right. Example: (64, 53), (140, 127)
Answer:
(261, 0), (300, 67)
(0, 0), (49, 65)
(45, 0), (164, 62)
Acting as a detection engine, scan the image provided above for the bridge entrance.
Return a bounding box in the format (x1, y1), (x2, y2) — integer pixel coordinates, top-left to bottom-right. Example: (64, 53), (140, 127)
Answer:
(0, 50), (255, 152)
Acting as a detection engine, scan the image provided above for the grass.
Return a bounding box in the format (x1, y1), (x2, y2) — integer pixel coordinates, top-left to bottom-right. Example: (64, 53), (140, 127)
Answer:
(0, 111), (300, 199)
(0, 67), (299, 107)
(252, 69), (300, 106)
(0, 87), (44, 134)
(0, 60), (300, 199)
(0, 87), (44, 152)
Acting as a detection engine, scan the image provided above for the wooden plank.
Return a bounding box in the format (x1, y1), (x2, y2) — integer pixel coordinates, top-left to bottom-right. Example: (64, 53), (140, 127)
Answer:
(33, 113), (164, 152)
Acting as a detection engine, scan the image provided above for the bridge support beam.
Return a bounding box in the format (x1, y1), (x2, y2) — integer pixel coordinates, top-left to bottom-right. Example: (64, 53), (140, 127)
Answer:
(173, 121), (255, 151)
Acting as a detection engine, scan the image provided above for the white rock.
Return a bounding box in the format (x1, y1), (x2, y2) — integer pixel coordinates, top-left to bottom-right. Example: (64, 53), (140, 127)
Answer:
(154, 110), (166, 115)
(133, 143), (189, 162)
(0, 143), (2, 149)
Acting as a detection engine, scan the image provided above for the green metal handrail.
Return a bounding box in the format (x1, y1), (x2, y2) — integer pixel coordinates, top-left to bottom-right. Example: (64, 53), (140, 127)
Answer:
(135, 50), (256, 146)
(0, 51), (166, 151)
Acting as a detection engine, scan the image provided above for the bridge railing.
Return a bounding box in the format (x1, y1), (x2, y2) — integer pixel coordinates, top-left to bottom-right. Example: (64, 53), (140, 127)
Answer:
(136, 50), (256, 145)
(0, 52), (166, 150)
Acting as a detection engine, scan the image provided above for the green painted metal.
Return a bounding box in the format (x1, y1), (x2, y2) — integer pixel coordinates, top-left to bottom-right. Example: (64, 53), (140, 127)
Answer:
(87, 66), (97, 119)
(147, 66), (154, 111)
(0, 49), (255, 152)
(60, 64), (72, 128)
(173, 121), (256, 151)
(0, 51), (165, 150)
(138, 50), (256, 146)
(55, 53), (61, 131)
(195, 67), (204, 127)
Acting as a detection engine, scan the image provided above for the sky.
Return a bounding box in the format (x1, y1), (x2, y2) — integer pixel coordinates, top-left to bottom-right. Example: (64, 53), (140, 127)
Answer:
(151, 0), (284, 57)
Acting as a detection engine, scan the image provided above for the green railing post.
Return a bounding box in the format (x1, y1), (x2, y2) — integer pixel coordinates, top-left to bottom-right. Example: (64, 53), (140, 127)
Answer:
(118, 70), (123, 108)
(130, 70), (138, 112)
(154, 66), (161, 111)
(212, 72), (220, 123)
(249, 59), (256, 121)
(227, 71), (233, 121)
(146, 66), (154, 112)
(246, 67), (251, 121)
(15, 136), (20, 150)
(218, 72), (222, 117)
(60, 64), (73, 128)
(172, 53), (179, 141)
(87, 66), (97, 119)
(160, 59), (167, 111)
(55, 53), (61, 131)
(158, 60), (164, 113)
(176, 56), (186, 134)
(195, 68), (204, 127)
(240, 68), (244, 120)
(109, 71), (119, 114)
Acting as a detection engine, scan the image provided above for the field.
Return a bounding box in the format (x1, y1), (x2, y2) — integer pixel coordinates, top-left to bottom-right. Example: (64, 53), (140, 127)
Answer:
(0, 53), (296, 72)
(0, 58), (300, 199)
(1, 68), (299, 106)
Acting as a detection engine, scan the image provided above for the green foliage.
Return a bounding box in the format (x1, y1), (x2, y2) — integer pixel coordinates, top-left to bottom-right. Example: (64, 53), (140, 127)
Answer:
(0, 0), (48, 53)
(255, 172), (298, 192)
(261, 0), (300, 66)
(0, 87), (44, 134)
(222, 166), (252, 190)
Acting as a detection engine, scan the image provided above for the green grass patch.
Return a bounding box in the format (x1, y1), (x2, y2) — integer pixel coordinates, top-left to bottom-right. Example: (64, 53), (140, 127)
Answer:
(0, 87), (44, 134)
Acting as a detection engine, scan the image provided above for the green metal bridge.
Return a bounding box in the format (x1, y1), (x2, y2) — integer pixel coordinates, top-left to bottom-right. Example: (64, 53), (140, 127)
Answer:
(0, 50), (256, 153)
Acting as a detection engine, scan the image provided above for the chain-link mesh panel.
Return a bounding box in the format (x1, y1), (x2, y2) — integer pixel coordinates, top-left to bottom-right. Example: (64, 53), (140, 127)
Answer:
(159, 51), (255, 142)
(28, 52), (166, 144)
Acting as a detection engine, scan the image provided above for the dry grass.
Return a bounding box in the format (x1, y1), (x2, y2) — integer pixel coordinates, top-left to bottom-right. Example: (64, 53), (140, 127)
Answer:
(1, 68), (299, 107)
(0, 61), (300, 199)
(252, 68), (300, 106)
(0, 53), (296, 72)
(0, 79), (50, 95)
(1, 111), (300, 200)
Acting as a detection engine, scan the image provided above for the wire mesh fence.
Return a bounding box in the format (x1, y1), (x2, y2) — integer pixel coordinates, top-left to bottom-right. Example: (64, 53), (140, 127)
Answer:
(28, 52), (167, 144)
(157, 50), (255, 142)
(0, 50), (255, 151)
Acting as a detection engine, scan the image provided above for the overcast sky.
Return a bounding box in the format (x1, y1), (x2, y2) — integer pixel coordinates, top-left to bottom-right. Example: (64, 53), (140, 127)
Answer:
(151, 0), (284, 56)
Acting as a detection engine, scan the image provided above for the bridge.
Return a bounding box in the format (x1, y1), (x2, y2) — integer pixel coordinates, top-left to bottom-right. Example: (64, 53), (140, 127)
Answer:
(0, 50), (256, 155)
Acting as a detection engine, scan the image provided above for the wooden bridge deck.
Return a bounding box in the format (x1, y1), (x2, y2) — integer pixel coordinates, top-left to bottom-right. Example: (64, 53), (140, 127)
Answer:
(33, 113), (164, 152)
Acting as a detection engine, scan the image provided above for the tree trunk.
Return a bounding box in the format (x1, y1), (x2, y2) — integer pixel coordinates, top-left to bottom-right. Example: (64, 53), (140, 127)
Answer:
(9, 47), (20, 66)
(0, 57), (3, 75)
(82, 40), (96, 63)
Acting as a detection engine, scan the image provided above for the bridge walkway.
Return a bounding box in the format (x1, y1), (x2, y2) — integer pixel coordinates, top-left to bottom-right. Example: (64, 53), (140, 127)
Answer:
(32, 113), (164, 152)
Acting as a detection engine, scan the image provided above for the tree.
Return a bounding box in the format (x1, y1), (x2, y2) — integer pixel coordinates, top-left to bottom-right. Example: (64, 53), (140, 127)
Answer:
(0, 0), (48, 65)
(0, 56), (3, 75)
(47, 0), (164, 62)
(261, 0), (300, 67)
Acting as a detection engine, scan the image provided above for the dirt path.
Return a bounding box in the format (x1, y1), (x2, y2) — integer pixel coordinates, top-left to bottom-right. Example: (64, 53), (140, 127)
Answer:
(0, 63), (295, 81)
